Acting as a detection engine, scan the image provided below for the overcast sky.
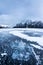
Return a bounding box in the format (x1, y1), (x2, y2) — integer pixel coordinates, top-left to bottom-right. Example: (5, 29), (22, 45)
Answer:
(0, 0), (43, 26)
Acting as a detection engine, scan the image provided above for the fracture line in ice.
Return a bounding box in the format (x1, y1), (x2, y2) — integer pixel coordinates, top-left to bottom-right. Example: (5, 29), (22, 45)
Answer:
(30, 44), (43, 50)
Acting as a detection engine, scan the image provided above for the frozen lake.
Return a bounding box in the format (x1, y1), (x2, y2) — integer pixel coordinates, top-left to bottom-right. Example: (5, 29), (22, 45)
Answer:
(0, 28), (43, 65)
(0, 28), (43, 47)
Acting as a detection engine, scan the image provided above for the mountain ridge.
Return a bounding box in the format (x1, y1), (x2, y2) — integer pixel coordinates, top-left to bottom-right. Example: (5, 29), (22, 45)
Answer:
(13, 20), (43, 28)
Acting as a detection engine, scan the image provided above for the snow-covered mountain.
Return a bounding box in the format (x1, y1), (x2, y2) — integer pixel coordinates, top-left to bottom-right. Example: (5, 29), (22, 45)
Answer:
(0, 24), (9, 28)
(13, 20), (43, 28)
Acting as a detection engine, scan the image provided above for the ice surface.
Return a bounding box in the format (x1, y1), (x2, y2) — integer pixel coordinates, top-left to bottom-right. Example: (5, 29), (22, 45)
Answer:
(10, 30), (43, 46)
(30, 44), (43, 50)
(10, 40), (34, 61)
(0, 28), (43, 65)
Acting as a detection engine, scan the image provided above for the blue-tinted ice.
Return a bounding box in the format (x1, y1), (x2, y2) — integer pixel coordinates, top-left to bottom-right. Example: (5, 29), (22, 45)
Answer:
(0, 28), (43, 65)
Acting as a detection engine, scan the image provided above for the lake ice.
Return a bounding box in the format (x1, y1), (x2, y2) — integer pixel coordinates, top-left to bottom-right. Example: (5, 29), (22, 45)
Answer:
(0, 28), (43, 65)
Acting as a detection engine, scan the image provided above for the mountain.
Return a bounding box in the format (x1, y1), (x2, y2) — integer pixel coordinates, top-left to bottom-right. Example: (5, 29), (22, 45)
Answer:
(0, 25), (9, 28)
(13, 20), (43, 28)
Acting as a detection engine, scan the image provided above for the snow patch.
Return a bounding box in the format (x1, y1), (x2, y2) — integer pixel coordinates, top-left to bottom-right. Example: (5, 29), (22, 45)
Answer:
(1, 53), (7, 57)
(10, 31), (43, 46)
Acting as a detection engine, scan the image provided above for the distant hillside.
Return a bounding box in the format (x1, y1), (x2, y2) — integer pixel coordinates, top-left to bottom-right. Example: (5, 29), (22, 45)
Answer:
(0, 25), (9, 28)
(13, 20), (43, 28)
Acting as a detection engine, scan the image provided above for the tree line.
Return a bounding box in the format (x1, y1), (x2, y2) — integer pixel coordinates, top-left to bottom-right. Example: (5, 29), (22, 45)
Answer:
(13, 20), (43, 28)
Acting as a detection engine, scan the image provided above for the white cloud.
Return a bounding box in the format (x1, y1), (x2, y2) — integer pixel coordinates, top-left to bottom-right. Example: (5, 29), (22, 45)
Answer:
(0, 15), (14, 26)
(0, 0), (43, 26)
